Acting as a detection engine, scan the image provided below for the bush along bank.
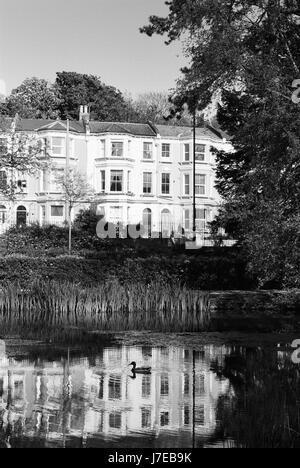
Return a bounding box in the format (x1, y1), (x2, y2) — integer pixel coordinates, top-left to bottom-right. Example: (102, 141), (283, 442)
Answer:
(0, 250), (255, 290)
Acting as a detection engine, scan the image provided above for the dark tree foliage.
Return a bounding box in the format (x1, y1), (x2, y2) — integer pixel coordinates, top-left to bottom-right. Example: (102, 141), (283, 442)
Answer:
(142, 0), (300, 287)
(0, 77), (61, 119)
(55, 72), (134, 121)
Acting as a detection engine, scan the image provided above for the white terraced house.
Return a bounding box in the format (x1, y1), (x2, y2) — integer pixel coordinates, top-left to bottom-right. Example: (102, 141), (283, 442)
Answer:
(0, 107), (231, 238)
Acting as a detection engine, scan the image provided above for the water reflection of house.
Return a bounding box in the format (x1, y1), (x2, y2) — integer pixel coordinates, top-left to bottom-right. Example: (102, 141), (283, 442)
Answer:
(0, 344), (229, 446)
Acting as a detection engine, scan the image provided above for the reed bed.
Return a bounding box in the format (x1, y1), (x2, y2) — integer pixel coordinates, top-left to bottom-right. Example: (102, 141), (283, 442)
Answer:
(0, 280), (211, 332)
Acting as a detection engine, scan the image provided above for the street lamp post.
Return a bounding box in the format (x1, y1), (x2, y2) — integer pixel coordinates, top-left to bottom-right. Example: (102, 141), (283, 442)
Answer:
(193, 108), (196, 240)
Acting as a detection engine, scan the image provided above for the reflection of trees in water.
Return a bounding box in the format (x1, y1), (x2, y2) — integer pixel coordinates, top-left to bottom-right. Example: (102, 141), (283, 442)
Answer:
(212, 348), (300, 448)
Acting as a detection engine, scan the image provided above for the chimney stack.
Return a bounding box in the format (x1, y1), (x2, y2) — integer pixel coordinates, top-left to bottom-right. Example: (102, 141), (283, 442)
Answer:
(79, 104), (90, 123)
(79, 104), (90, 134)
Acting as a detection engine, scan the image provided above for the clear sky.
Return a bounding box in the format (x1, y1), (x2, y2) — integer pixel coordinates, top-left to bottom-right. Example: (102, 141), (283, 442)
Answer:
(0, 0), (186, 97)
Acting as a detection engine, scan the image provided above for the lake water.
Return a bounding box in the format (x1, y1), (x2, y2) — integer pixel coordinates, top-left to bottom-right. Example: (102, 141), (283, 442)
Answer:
(0, 332), (299, 448)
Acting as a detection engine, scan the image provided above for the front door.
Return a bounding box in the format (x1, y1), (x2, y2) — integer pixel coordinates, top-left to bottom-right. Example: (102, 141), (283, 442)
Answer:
(16, 206), (27, 227)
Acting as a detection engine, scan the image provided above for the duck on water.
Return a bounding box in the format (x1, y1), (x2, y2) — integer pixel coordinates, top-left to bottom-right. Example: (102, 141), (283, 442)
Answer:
(129, 362), (151, 374)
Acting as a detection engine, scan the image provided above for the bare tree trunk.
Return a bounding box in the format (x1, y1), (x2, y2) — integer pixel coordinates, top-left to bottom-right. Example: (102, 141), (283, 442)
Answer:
(68, 204), (72, 255)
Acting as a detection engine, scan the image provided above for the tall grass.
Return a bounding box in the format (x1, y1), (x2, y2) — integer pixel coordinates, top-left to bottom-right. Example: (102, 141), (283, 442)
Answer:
(0, 280), (211, 332)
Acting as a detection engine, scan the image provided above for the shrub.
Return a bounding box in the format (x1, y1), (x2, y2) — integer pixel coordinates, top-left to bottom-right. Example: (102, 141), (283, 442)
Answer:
(73, 208), (102, 235)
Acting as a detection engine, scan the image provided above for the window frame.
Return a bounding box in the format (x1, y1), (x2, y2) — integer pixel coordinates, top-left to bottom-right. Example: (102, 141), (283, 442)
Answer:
(109, 411), (122, 429)
(162, 143), (170, 158)
(143, 172), (152, 194)
(195, 144), (206, 162)
(161, 173), (170, 195)
(160, 374), (169, 396)
(17, 179), (27, 191)
(196, 208), (207, 231)
(184, 174), (190, 195)
(111, 141), (124, 158)
(160, 411), (169, 427)
(51, 137), (65, 157)
(100, 170), (106, 193)
(110, 170), (123, 192)
(142, 375), (151, 398)
(143, 142), (153, 160)
(141, 407), (151, 428)
(51, 205), (64, 217)
(127, 170), (131, 193)
(108, 375), (122, 400)
(195, 174), (206, 195)
(184, 143), (190, 162)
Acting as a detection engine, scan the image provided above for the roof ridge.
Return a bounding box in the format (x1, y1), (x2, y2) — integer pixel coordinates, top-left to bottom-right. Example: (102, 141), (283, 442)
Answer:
(90, 120), (156, 127)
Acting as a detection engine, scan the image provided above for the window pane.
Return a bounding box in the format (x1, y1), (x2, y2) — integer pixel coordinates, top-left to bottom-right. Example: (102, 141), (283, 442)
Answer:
(109, 411), (122, 429)
(51, 206), (64, 217)
(196, 209), (206, 231)
(195, 374), (205, 396)
(52, 137), (64, 155)
(195, 144), (205, 161)
(108, 375), (121, 400)
(195, 174), (206, 195)
(142, 375), (151, 398)
(184, 374), (189, 395)
(110, 170), (123, 192)
(143, 142), (153, 159)
(100, 170), (106, 192)
(111, 142), (123, 157)
(160, 374), (169, 396)
(161, 173), (170, 194)
(162, 143), (170, 158)
(184, 210), (190, 230)
(184, 144), (190, 161)
(184, 406), (190, 425)
(195, 406), (205, 426)
(127, 171), (131, 192)
(141, 408), (151, 428)
(160, 411), (169, 427)
(184, 174), (190, 195)
(17, 180), (27, 190)
(143, 172), (152, 193)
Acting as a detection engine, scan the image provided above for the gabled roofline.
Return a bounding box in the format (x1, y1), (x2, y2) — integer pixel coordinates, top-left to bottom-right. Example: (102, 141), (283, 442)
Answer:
(37, 120), (81, 133)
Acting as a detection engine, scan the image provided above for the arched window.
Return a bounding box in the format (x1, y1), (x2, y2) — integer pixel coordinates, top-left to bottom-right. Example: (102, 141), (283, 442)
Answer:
(161, 209), (171, 237)
(0, 205), (7, 224)
(16, 205), (27, 227)
(142, 208), (152, 238)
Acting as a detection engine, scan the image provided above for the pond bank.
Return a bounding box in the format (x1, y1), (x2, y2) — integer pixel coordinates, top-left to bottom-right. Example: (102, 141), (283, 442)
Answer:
(209, 290), (300, 332)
